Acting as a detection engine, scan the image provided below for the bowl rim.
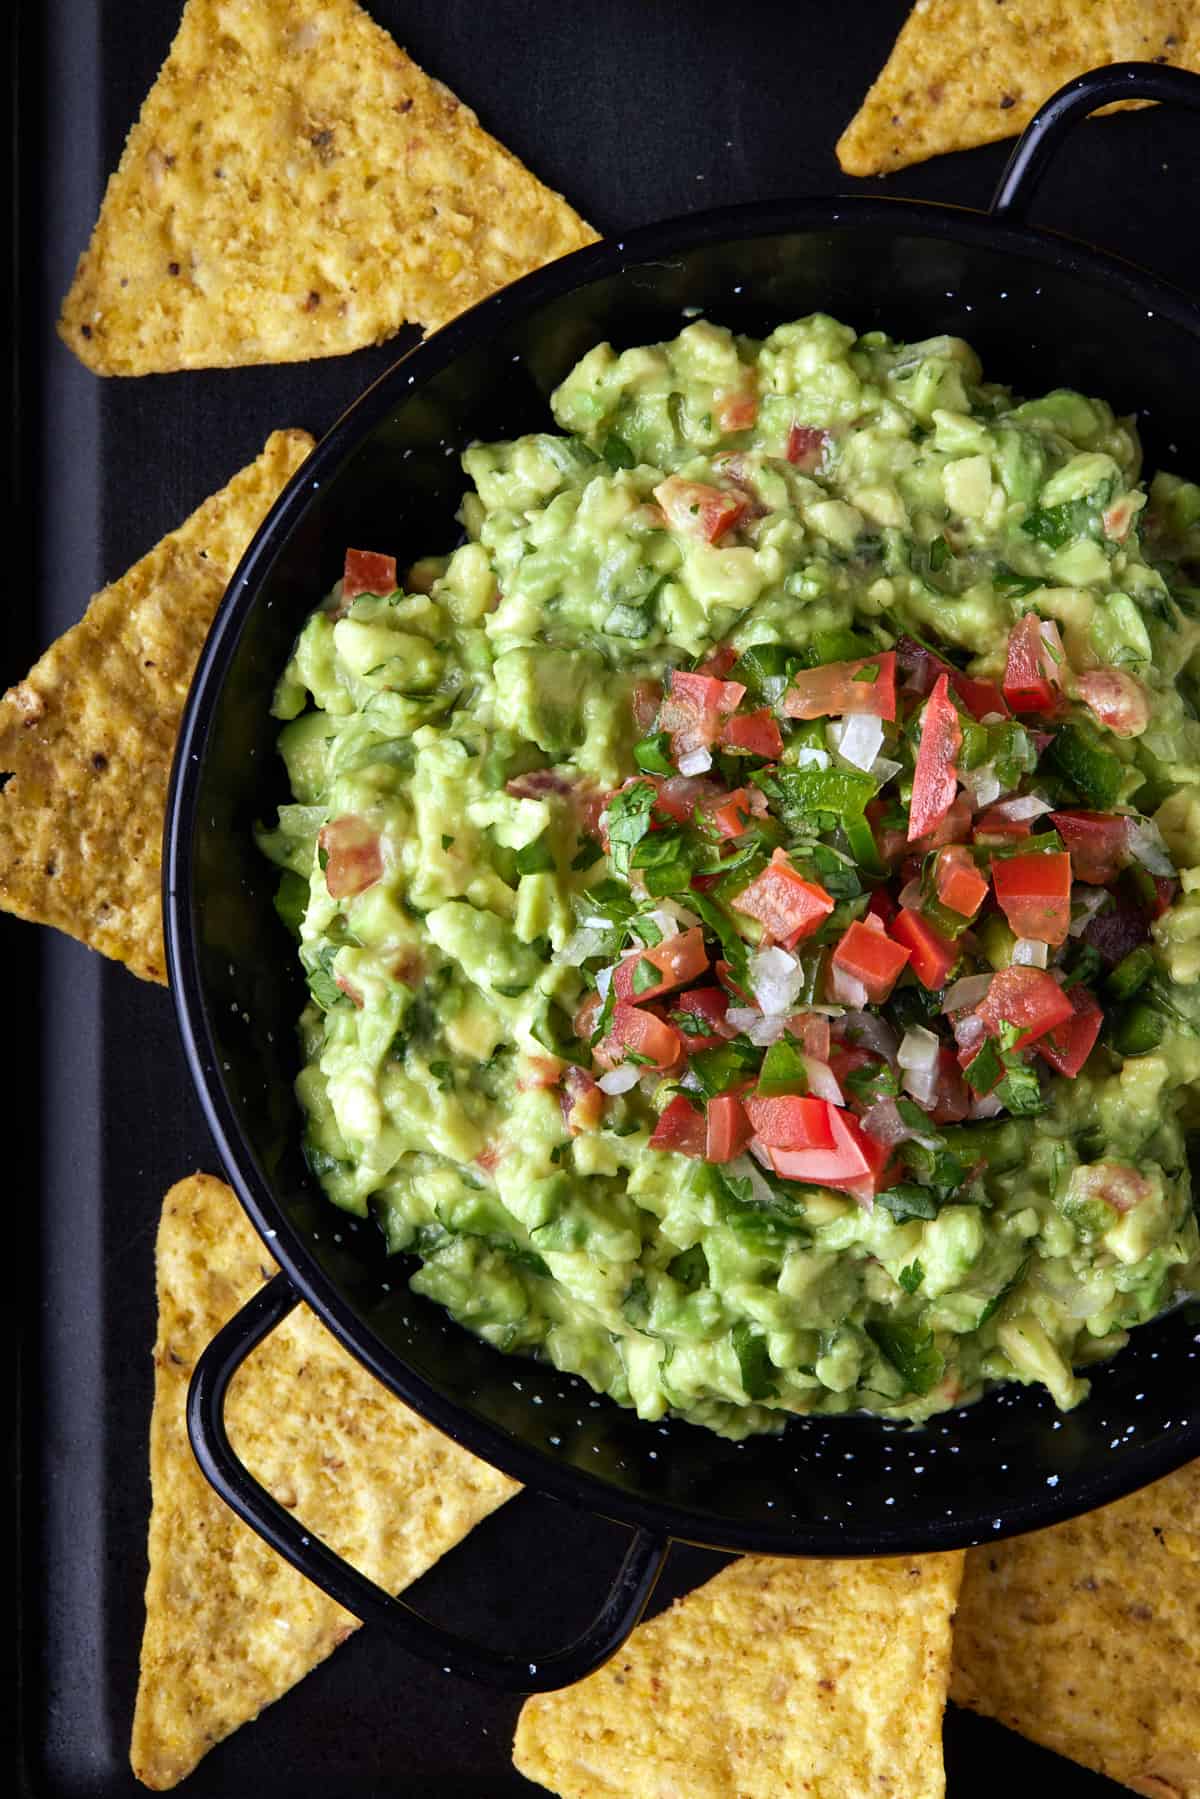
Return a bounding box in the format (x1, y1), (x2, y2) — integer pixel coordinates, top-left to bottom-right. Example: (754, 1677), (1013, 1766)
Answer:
(165, 191), (1200, 1555)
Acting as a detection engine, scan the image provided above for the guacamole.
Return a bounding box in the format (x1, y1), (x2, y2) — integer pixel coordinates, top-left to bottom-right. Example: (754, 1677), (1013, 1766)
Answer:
(260, 314), (1200, 1438)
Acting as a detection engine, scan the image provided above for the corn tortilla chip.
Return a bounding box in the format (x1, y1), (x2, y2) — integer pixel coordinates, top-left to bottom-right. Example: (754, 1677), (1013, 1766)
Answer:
(837, 2), (1199, 177)
(60, 0), (598, 375)
(951, 1459), (1200, 1799)
(514, 1550), (964, 1799)
(0, 429), (312, 982)
(131, 1174), (519, 1789)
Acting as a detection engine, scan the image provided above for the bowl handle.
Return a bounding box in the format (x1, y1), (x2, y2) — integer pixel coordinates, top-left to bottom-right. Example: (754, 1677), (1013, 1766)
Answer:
(992, 62), (1200, 222)
(186, 1271), (670, 1692)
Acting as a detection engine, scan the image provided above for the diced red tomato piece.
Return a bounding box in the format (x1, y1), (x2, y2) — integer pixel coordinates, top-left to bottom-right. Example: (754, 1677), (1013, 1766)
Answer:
(908, 675), (963, 842)
(973, 808), (1033, 845)
(895, 636), (1008, 723)
(719, 707), (784, 759)
(866, 799), (908, 866)
(731, 848), (834, 947)
(695, 643), (739, 679)
(1076, 668), (1151, 739)
(929, 1048), (971, 1125)
(573, 991), (602, 1042)
(934, 844), (989, 919)
(746, 1091), (836, 1149)
(710, 788), (758, 839)
(658, 668), (747, 759)
(517, 1054), (566, 1091)
(831, 918), (911, 1004)
(319, 815), (383, 899)
(608, 1003), (682, 1071)
(891, 907), (957, 990)
(671, 670), (746, 714)
(666, 985), (734, 1051)
(975, 965), (1074, 1050)
(612, 927), (710, 1003)
(781, 652), (897, 722)
(653, 477), (749, 544)
(866, 887), (897, 926)
(1152, 877), (1178, 919)
(917, 793), (973, 850)
(786, 1013), (831, 1060)
(1037, 986), (1104, 1079)
(716, 389), (758, 432)
(1003, 613), (1066, 714)
(706, 1092), (753, 1163)
(341, 547), (397, 601)
(785, 424), (827, 471)
(649, 773), (722, 824)
(991, 851), (1073, 946)
(649, 1094), (707, 1157)
(766, 1105), (883, 1205)
(630, 677), (663, 736)
(560, 1065), (604, 1134)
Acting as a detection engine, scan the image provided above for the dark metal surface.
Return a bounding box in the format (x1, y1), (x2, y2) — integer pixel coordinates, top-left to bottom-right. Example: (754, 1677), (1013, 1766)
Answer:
(18, 1), (1200, 1793)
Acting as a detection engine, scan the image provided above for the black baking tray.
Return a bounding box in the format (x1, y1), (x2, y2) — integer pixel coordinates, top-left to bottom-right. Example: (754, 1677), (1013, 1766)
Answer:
(15, 2), (1200, 1793)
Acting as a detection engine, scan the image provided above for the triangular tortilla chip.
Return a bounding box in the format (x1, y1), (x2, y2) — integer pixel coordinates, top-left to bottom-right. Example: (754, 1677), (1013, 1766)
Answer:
(60, 0), (598, 374)
(131, 1174), (519, 1789)
(951, 1460), (1200, 1799)
(514, 1550), (964, 1799)
(0, 428), (312, 981)
(837, 1), (1199, 177)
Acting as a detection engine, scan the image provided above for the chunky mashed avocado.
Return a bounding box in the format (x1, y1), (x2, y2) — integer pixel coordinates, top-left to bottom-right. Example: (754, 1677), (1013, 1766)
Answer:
(261, 314), (1200, 1438)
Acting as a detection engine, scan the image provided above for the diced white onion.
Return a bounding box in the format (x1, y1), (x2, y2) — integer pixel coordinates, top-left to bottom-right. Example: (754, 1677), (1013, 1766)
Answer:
(961, 762), (1002, 808)
(969, 1092), (1003, 1120)
(991, 794), (1054, 822)
(579, 914), (613, 930)
(642, 906), (681, 941)
(750, 945), (804, 1016)
(862, 1095), (940, 1149)
(725, 1006), (760, 1033)
(903, 1065), (941, 1107)
(1012, 937), (1049, 968)
(940, 973), (993, 1014)
(898, 1025), (940, 1072)
(1068, 886), (1108, 938)
(761, 674), (788, 705)
(596, 966), (614, 999)
(677, 746), (712, 777)
(725, 1153), (779, 1208)
(952, 1011), (987, 1056)
(837, 1010), (899, 1063)
(831, 713), (885, 772)
(726, 1005), (787, 1047)
(980, 711), (1006, 726)
(555, 927), (608, 967)
(656, 897), (700, 929)
(795, 744), (832, 771)
(898, 877), (923, 910)
(748, 1137), (775, 1170)
(803, 1056), (844, 1105)
(1126, 818), (1175, 877)
(679, 1069), (703, 1092)
(870, 755), (904, 783)
(828, 963), (869, 1008)
(598, 1064), (639, 1094)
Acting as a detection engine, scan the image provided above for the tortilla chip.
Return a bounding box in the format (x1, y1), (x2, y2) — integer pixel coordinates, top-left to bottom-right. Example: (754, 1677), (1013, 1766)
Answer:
(951, 1460), (1200, 1799)
(0, 429), (312, 981)
(837, 2), (1199, 177)
(130, 1174), (518, 1789)
(59, 0), (598, 375)
(513, 1550), (964, 1799)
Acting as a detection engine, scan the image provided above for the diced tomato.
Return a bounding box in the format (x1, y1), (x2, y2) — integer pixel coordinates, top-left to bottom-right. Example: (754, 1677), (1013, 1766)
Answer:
(895, 636), (1008, 723)
(649, 1094), (707, 1157)
(745, 1092), (835, 1150)
(866, 798), (907, 866)
(1037, 986), (1104, 1079)
(781, 651), (897, 722)
(561, 1065), (604, 1134)
(672, 670), (746, 714)
(929, 1048), (970, 1125)
(891, 907), (957, 990)
(608, 1003), (682, 1071)
(973, 807), (1033, 845)
(573, 991), (602, 1042)
(991, 851), (1073, 946)
(1076, 668), (1151, 739)
(716, 388), (758, 432)
(667, 985), (734, 1051)
(653, 477), (749, 544)
(1152, 876), (1178, 919)
(319, 815), (383, 899)
(786, 1013), (831, 1060)
(1003, 613), (1066, 714)
(341, 547), (397, 601)
(658, 669), (747, 759)
(826, 1045), (882, 1110)
(831, 918), (911, 1004)
(650, 773), (722, 824)
(767, 1105), (883, 1205)
(696, 643), (739, 679)
(934, 844), (989, 920)
(612, 926), (710, 1003)
(630, 677), (663, 735)
(731, 847), (834, 947)
(917, 793), (973, 850)
(908, 675), (962, 842)
(975, 965), (1074, 1050)
(710, 788), (758, 839)
(517, 1054), (565, 1091)
(706, 1091), (753, 1163)
(719, 707), (784, 759)
(786, 424), (827, 471)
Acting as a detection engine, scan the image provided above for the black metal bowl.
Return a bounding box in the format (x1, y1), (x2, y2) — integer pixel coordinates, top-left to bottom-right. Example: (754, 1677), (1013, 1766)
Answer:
(166, 66), (1200, 1690)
